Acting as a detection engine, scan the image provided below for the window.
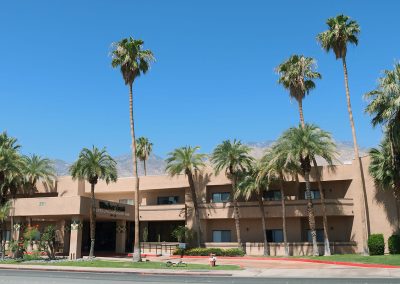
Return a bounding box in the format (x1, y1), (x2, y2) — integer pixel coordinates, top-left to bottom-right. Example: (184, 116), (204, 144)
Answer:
(2, 230), (10, 241)
(212, 192), (230, 203)
(212, 230), (231, 242)
(304, 190), (320, 200)
(266, 229), (283, 242)
(157, 196), (179, 205)
(119, 199), (134, 205)
(263, 190), (282, 201)
(306, 229), (324, 242)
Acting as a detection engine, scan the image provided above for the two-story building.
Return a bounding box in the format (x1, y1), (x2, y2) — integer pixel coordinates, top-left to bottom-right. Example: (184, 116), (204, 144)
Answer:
(3, 155), (398, 258)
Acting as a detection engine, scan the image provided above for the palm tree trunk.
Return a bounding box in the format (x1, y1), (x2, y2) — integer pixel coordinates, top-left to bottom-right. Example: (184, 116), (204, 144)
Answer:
(187, 170), (202, 247)
(231, 176), (242, 249)
(312, 158), (331, 256)
(0, 221), (4, 260)
(129, 83), (141, 262)
(342, 57), (370, 255)
(279, 172), (289, 256)
(89, 183), (96, 259)
(143, 160), (147, 176)
(304, 170), (319, 256)
(298, 100), (306, 128)
(257, 192), (269, 256)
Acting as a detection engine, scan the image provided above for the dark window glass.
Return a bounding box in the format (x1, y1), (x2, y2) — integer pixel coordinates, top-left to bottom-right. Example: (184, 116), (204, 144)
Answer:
(212, 192), (230, 203)
(212, 230), (231, 242)
(157, 196), (179, 205)
(263, 190), (282, 201)
(306, 229), (324, 242)
(304, 190), (321, 200)
(266, 229), (283, 242)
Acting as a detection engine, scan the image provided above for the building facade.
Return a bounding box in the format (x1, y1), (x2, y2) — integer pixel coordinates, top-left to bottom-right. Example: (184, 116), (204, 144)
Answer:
(3, 156), (399, 257)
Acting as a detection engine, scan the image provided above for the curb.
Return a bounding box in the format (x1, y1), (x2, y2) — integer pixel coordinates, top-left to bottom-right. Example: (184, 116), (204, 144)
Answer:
(169, 255), (400, 269)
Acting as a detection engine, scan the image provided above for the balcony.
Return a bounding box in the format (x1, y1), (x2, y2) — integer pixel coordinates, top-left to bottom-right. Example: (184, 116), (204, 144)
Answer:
(139, 204), (186, 221)
(199, 198), (354, 219)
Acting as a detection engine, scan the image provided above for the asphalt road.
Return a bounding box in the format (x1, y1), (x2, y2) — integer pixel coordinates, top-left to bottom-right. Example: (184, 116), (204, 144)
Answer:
(0, 269), (400, 284)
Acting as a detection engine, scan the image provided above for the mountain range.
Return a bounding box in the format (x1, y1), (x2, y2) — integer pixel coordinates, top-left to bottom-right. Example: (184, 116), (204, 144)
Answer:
(53, 141), (368, 177)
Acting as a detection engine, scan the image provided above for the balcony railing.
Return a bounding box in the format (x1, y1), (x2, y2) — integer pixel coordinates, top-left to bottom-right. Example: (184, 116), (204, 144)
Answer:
(199, 198), (354, 219)
(139, 204), (186, 221)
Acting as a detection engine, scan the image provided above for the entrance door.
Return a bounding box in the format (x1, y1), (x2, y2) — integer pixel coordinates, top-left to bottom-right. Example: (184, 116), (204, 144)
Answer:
(82, 221), (116, 253)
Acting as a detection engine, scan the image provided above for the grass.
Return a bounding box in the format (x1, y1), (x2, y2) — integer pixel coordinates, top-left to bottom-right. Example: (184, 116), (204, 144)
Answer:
(0, 259), (240, 270)
(301, 254), (400, 266)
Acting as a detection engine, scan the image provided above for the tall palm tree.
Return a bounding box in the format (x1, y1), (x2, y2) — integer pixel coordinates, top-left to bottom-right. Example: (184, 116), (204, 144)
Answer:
(277, 124), (337, 256)
(365, 63), (400, 190)
(0, 201), (10, 260)
(136, 137), (153, 176)
(22, 154), (56, 194)
(276, 54), (332, 255)
(211, 140), (254, 248)
(70, 147), (118, 259)
(165, 146), (206, 247)
(111, 37), (155, 262)
(317, 15), (369, 254)
(275, 54), (321, 127)
(259, 145), (298, 256)
(236, 163), (269, 256)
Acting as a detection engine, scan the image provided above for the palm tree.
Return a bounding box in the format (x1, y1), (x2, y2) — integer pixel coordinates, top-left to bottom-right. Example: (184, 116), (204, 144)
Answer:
(211, 140), (254, 248)
(0, 201), (10, 260)
(70, 147), (117, 258)
(165, 146), (206, 247)
(365, 63), (400, 190)
(276, 54), (332, 255)
(136, 137), (153, 176)
(111, 37), (155, 262)
(236, 163), (269, 255)
(317, 15), (369, 254)
(277, 124), (337, 256)
(258, 145), (297, 256)
(275, 54), (321, 127)
(22, 154), (56, 194)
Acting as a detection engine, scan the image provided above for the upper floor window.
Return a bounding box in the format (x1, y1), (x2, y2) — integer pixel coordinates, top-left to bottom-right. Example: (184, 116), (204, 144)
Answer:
(212, 230), (231, 242)
(157, 196), (179, 205)
(263, 190), (282, 201)
(306, 229), (324, 242)
(119, 199), (134, 205)
(304, 190), (320, 200)
(266, 229), (283, 243)
(211, 192), (230, 203)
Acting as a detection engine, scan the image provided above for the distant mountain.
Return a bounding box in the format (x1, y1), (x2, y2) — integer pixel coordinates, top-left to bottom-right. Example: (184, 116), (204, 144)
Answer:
(53, 141), (369, 177)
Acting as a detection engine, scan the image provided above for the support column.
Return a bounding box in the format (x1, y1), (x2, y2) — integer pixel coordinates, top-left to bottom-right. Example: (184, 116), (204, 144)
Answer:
(12, 218), (24, 241)
(115, 220), (127, 254)
(69, 218), (83, 260)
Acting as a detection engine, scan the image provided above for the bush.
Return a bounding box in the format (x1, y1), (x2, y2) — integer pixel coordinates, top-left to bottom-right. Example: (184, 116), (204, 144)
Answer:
(173, 247), (245, 257)
(388, 235), (400, 254)
(368, 234), (385, 255)
(23, 251), (42, 261)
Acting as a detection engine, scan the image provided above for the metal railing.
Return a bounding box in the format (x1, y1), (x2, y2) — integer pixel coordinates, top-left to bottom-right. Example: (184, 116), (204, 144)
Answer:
(140, 242), (179, 255)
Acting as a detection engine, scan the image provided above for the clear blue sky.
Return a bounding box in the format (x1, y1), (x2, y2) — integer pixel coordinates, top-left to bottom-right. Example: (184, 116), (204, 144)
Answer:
(1, 1), (398, 161)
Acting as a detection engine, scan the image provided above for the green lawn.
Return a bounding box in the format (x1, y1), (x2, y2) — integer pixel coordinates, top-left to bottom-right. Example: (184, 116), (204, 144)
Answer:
(0, 259), (240, 270)
(301, 254), (400, 266)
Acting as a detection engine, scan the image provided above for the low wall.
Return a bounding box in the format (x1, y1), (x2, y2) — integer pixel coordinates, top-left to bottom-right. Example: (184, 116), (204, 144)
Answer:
(204, 242), (357, 256)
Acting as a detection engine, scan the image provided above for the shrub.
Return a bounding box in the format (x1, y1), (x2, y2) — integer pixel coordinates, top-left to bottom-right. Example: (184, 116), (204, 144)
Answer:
(388, 235), (400, 254)
(173, 247), (245, 257)
(368, 234), (385, 255)
(39, 225), (56, 260)
(23, 251), (42, 261)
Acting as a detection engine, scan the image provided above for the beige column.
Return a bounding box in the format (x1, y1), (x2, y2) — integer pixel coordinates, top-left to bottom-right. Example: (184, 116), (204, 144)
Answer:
(115, 220), (127, 254)
(69, 218), (83, 260)
(12, 218), (24, 241)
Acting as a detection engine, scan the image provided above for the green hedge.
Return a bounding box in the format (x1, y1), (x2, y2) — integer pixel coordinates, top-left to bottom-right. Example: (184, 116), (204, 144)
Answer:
(368, 234), (385, 255)
(173, 247), (245, 257)
(388, 235), (400, 254)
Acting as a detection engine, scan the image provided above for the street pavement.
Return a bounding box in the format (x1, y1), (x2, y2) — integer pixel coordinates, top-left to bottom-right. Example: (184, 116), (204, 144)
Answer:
(0, 270), (400, 284)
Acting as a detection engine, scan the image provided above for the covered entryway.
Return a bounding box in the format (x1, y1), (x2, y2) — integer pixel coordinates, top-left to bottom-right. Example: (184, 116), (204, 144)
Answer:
(82, 221), (116, 253)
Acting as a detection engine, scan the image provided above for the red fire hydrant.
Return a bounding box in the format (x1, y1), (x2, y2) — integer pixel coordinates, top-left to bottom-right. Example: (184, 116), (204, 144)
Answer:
(209, 253), (216, 267)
